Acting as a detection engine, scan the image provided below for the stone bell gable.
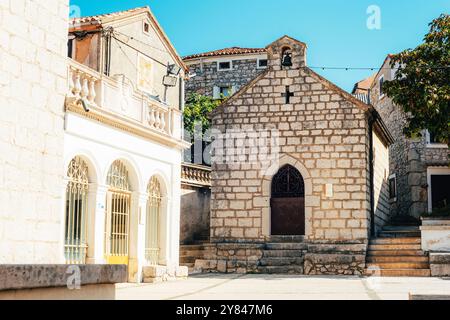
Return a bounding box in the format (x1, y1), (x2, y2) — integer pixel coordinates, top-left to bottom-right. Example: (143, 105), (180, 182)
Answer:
(210, 35), (393, 245)
(266, 35), (307, 70)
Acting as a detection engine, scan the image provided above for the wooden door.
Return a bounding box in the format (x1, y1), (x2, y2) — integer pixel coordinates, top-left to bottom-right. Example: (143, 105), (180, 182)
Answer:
(271, 165), (305, 236)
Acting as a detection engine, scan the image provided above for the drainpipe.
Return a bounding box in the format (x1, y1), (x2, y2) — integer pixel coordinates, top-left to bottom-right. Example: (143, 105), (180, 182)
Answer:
(368, 111), (376, 238)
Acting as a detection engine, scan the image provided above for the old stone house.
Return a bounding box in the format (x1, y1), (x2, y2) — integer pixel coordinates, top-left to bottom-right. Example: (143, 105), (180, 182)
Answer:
(190, 35), (396, 276)
(361, 55), (450, 218)
(184, 47), (268, 99)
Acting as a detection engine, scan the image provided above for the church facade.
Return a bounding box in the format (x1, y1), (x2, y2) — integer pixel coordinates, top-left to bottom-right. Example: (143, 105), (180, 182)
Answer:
(201, 36), (394, 275)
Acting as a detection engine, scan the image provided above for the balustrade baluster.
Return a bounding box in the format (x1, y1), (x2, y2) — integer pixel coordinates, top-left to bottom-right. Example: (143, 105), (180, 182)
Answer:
(160, 111), (166, 132)
(73, 72), (82, 98)
(81, 77), (89, 99)
(149, 109), (156, 128)
(155, 110), (161, 130)
(88, 78), (96, 104)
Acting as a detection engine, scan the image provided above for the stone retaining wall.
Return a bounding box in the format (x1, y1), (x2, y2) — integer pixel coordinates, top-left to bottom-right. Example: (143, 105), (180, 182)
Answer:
(303, 242), (366, 275)
(193, 242), (366, 275)
(429, 253), (450, 277)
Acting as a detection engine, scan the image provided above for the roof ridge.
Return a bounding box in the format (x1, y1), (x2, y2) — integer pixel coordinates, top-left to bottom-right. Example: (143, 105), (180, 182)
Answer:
(69, 6), (149, 24)
(183, 46), (267, 61)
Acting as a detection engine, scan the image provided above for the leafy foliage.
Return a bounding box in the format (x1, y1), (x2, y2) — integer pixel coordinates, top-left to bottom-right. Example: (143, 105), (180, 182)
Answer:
(183, 93), (222, 135)
(383, 14), (450, 146)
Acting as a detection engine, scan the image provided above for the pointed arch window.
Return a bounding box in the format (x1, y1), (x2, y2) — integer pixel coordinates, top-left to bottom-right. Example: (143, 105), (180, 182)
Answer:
(65, 157), (89, 264)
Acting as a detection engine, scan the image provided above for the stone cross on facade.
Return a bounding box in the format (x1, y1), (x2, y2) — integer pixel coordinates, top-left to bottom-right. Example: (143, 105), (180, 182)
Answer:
(282, 86), (294, 104)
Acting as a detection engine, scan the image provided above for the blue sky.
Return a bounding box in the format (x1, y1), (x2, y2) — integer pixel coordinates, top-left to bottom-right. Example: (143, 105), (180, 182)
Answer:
(69, 0), (449, 91)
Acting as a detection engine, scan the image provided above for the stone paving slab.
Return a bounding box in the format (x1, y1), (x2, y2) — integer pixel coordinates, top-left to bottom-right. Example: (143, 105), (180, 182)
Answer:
(115, 274), (450, 300)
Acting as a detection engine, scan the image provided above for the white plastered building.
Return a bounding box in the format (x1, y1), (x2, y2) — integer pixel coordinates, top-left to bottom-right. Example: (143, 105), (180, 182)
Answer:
(63, 6), (189, 282)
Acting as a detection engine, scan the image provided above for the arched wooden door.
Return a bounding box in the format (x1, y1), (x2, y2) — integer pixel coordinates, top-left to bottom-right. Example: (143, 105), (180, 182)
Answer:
(271, 165), (305, 235)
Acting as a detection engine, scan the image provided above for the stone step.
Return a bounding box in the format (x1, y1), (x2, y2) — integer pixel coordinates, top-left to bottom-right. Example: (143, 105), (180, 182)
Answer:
(367, 250), (426, 256)
(366, 262), (430, 269)
(365, 268), (431, 277)
(257, 266), (304, 274)
(388, 215), (421, 226)
(180, 245), (205, 251)
(259, 257), (304, 267)
(367, 255), (429, 263)
(370, 238), (421, 245)
(382, 226), (420, 232)
(368, 243), (422, 251)
(268, 235), (305, 243)
(263, 250), (304, 258)
(265, 243), (307, 250)
(378, 231), (421, 238)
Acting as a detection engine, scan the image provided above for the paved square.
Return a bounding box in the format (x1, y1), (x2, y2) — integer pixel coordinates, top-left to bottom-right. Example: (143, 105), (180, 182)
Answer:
(116, 274), (450, 300)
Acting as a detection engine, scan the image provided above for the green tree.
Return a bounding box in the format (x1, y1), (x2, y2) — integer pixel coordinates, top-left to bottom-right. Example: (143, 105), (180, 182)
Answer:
(183, 93), (222, 135)
(383, 14), (450, 146)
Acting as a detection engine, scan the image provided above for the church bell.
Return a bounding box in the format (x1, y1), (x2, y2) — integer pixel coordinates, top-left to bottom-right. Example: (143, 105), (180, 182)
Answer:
(281, 51), (293, 67)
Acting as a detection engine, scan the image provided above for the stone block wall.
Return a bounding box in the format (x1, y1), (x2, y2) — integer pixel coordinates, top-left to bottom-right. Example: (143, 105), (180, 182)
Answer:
(371, 58), (449, 218)
(195, 243), (265, 274)
(210, 39), (372, 243)
(303, 242), (366, 275)
(0, 0), (69, 263)
(185, 56), (267, 98)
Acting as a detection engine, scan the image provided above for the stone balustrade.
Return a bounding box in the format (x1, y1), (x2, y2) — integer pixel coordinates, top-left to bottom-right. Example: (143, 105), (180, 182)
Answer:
(67, 59), (182, 141)
(181, 163), (212, 187)
(68, 62), (100, 106)
(147, 103), (169, 133)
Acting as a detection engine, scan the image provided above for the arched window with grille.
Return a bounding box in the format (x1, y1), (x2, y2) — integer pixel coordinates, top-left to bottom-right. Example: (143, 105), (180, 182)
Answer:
(105, 160), (131, 265)
(65, 157), (89, 264)
(145, 176), (162, 265)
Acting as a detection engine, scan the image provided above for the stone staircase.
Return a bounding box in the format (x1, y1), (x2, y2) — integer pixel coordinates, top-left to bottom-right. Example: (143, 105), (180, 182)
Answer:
(365, 225), (431, 277)
(180, 244), (206, 274)
(257, 236), (306, 274)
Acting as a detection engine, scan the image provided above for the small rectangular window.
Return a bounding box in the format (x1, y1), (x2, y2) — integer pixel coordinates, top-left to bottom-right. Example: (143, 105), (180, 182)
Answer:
(379, 75), (385, 97)
(258, 59), (268, 69)
(220, 86), (232, 97)
(389, 174), (397, 200)
(143, 22), (150, 34)
(218, 61), (232, 71)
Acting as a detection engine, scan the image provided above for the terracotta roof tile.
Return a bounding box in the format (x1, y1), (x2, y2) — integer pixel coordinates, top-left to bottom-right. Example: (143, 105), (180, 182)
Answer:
(183, 47), (267, 61)
(69, 6), (148, 26)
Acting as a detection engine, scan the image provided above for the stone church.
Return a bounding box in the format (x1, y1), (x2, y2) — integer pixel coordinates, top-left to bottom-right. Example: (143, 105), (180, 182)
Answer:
(199, 36), (395, 275)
